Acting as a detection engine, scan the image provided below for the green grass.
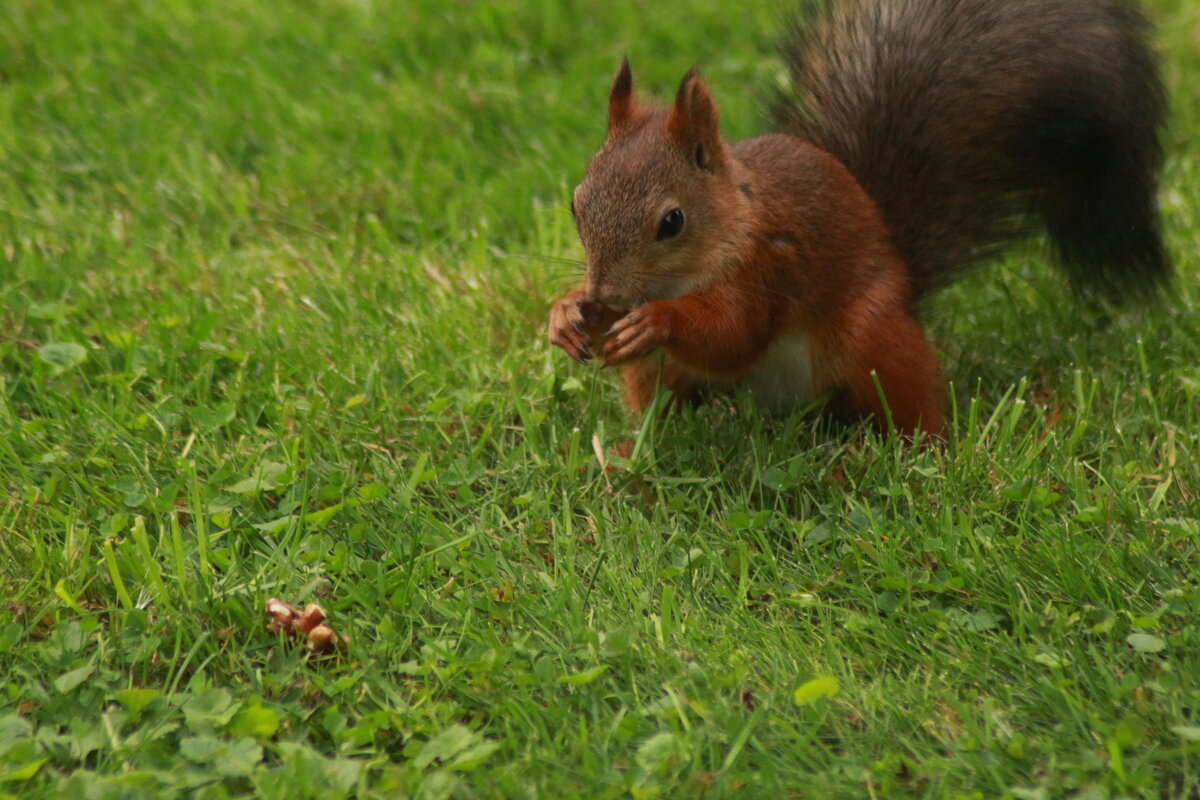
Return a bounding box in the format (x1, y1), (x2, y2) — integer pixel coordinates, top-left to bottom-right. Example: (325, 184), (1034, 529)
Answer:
(1, 0), (1198, 797)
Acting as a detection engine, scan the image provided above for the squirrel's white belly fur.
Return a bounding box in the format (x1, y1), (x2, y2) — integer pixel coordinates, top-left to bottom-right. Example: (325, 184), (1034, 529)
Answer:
(741, 335), (816, 413)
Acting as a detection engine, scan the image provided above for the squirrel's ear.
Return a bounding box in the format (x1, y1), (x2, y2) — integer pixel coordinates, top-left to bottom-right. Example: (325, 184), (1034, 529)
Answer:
(667, 69), (725, 170)
(607, 57), (636, 137)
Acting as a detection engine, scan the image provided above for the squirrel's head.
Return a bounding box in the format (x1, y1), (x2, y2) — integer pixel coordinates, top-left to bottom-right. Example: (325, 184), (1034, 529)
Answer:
(572, 59), (745, 312)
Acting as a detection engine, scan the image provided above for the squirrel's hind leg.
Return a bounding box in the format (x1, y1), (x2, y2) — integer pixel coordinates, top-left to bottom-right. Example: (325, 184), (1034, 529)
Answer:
(836, 304), (946, 439)
(621, 358), (706, 414)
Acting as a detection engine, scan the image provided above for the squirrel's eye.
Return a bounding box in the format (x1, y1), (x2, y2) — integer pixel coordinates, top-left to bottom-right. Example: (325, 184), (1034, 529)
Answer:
(657, 208), (685, 240)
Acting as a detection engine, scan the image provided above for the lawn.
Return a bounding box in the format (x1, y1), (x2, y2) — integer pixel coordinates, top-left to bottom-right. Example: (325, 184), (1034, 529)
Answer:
(1, 0), (1198, 797)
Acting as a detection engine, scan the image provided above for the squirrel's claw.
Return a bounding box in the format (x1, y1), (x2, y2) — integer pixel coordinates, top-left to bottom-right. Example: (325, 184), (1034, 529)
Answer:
(550, 291), (624, 363)
(549, 322), (591, 362)
(601, 305), (670, 365)
(548, 292), (592, 361)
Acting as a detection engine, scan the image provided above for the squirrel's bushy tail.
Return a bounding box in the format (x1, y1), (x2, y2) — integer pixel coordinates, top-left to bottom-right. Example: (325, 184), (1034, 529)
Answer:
(777, 0), (1171, 301)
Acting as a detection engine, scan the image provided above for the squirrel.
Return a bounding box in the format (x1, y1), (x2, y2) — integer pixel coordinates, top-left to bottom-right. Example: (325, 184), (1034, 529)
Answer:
(548, 0), (1171, 437)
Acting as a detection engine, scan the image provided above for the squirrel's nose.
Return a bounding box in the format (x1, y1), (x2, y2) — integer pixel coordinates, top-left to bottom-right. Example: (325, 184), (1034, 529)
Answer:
(590, 291), (630, 313)
(585, 277), (630, 313)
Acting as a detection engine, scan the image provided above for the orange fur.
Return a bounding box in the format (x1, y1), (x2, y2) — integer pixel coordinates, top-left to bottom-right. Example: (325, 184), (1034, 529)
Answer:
(549, 69), (945, 437)
(550, 0), (1168, 439)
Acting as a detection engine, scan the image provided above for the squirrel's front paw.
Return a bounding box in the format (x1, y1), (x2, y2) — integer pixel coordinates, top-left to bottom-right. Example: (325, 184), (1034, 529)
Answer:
(602, 303), (672, 365)
(549, 291), (615, 363)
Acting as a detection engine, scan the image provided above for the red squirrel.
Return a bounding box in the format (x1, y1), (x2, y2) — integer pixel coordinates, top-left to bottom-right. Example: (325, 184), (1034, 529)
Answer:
(548, 0), (1171, 437)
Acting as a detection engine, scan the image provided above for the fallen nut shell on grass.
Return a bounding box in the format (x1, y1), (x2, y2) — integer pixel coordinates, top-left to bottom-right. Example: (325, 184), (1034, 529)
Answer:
(265, 598), (301, 632)
(296, 603), (326, 634)
(306, 624), (337, 652)
(265, 597), (346, 654)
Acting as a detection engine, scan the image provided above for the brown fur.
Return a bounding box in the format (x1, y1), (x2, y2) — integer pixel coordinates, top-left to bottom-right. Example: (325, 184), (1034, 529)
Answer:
(549, 0), (1168, 436)
(550, 80), (944, 434)
(779, 0), (1170, 299)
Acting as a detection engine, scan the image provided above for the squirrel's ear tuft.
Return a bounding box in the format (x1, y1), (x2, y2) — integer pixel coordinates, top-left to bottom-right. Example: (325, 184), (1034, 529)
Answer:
(667, 69), (724, 170)
(607, 57), (636, 136)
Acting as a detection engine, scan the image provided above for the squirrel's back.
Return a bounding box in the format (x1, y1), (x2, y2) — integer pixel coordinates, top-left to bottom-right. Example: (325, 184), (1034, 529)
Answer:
(776, 0), (1171, 301)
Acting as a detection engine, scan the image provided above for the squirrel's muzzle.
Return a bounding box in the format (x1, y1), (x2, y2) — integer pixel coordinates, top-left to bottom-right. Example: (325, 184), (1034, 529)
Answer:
(584, 276), (632, 314)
